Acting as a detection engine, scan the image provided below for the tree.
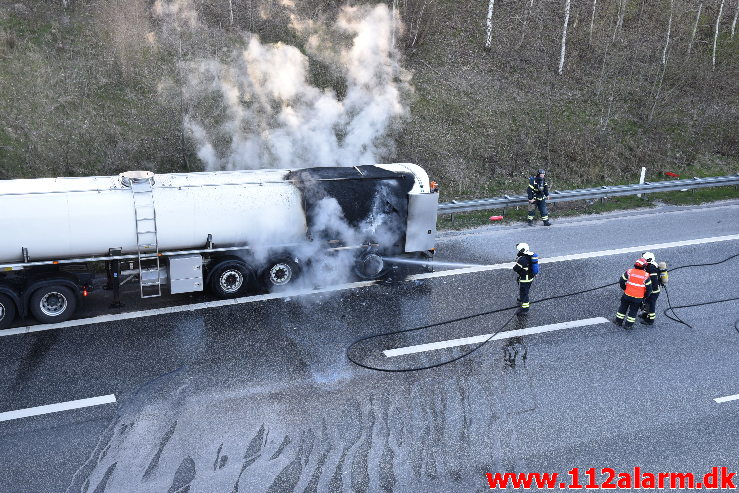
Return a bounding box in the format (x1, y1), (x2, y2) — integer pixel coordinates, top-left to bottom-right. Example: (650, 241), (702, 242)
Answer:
(688, 3), (703, 56)
(485, 0), (495, 50)
(589, 0), (597, 43)
(558, 0), (571, 74)
(713, 0), (725, 69)
(650, 0), (674, 121)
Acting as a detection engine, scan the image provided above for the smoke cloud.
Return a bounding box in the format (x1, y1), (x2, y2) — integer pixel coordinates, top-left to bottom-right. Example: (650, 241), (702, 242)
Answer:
(150, 1), (417, 292)
(155, 1), (411, 170)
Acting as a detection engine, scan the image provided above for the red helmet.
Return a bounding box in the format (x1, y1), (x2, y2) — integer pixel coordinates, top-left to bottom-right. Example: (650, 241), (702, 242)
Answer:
(634, 258), (648, 269)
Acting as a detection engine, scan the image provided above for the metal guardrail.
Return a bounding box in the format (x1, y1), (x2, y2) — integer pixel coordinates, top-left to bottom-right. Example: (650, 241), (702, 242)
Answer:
(438, 173), (739, 214)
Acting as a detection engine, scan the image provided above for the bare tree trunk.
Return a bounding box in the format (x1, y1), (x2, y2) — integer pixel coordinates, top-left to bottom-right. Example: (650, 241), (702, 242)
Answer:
(229, 0), (234, 26)
(688, 3), (703, 55)
(558, 0), (571, 75)
(392, 0), (397, 49)
(731, 0), (738, 37)
(662, 0), (674, 65)
(518, 0), (536, 48)
(713, 0), (725, 69)
(485, 0), (495, 50)
(614, 0), (628, 41)
(589, 0), (597, 42)
(408, 0), (429, 49)
(650, 0), (674, 121)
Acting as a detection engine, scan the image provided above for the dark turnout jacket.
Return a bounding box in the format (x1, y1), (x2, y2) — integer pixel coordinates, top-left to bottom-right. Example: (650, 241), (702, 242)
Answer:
(645, 262), (662, 293)
(528, 176), (549, 200)
(513, 255), (535, 282)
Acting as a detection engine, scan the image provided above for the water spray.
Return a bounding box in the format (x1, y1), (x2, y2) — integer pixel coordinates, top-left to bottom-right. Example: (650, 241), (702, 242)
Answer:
(381, 256), (485, 270)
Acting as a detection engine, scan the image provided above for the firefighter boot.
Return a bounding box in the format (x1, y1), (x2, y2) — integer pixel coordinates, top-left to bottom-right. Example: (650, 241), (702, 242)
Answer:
(543, 220), (552, 226)
(527, 219), (533, 226)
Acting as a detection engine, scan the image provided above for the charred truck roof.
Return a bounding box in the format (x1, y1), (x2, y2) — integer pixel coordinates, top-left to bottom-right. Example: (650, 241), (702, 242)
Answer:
(288, 165), (415, 252)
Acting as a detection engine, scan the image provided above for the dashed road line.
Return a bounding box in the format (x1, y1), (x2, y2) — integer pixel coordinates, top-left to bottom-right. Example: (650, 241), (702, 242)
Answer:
(384, 317), (610, 357)
(407, 234), (739, 281)
(0, 395), (117, 423)
(714, 393), (739, 404)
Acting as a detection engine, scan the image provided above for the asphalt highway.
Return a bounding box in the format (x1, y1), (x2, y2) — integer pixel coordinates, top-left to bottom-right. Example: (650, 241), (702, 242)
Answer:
(0, 201), (737, 492)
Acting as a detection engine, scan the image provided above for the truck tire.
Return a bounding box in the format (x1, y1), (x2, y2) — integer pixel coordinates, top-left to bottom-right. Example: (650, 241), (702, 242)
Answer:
(209, 262), (254, 299)
(354, 252), (390, 280)
(261, 257), (300, 291)
(0, 294), (17, 330)
(29, 285), (77, 324)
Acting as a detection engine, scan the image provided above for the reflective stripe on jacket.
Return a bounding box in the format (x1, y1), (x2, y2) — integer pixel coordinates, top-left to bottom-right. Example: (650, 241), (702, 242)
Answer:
(623, 268), (651, 298)
(527, 177), (549, 201)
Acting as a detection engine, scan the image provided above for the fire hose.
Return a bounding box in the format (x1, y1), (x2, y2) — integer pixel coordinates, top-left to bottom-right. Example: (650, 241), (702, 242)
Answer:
(347, 252), (739, 372)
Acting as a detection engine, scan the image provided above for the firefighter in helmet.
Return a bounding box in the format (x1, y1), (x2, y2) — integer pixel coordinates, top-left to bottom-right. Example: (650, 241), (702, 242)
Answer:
(615, 258), (653, 329)
(527, 169), (551, 226)
(639, 251), (667, 325)
(513, 242), (537, 315)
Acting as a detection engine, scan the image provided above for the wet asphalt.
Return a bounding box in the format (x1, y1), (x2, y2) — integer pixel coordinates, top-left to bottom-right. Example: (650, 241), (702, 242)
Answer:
(0, 201), (737, 492)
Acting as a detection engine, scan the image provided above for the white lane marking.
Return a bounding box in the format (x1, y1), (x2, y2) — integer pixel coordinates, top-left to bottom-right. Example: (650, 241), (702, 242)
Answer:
(0, 394), (117, 423)
(384, 317), (610, 357)
(714, 393), (739, 404)
(3, 234), (736, 336)
(1, 281), (377, 337)
(407, 234), (739, 281)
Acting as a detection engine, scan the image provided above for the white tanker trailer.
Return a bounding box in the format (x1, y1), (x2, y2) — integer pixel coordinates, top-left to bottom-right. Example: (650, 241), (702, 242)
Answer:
(0, 163), (439, 329)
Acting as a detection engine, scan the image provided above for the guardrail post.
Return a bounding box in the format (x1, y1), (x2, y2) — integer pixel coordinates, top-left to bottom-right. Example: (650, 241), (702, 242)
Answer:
(638, 167), (646, 198)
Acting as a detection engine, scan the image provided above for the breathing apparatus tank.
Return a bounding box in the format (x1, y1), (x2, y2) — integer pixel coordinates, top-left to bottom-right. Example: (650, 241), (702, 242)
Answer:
(658, 261), (669, 285)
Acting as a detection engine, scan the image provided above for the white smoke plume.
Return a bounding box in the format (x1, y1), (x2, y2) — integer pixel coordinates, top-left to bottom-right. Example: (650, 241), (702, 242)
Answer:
(150, 1), (416, 292)
(156, 2), (412, 170)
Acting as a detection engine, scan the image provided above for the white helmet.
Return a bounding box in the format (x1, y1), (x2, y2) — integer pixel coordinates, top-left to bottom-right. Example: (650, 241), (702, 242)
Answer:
(642, 251), (655, 263)
(516, 242), (532, 255)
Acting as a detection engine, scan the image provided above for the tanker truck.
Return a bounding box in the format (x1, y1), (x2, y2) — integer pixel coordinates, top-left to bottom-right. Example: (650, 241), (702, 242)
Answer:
(0, 163), (439, 329)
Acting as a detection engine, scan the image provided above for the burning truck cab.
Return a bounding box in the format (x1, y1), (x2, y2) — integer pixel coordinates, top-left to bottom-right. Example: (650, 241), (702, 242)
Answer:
(0, 163), (438, 328)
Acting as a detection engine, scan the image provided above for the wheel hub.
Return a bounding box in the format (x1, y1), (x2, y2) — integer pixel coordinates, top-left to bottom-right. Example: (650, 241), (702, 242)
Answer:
(40, 292), (68, 317)
(269, 263), (293, 285)
(220, 269), (244, 293)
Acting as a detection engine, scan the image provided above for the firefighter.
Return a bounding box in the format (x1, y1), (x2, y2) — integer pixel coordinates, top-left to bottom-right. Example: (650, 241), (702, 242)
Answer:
(639, 251), (665, 325)
(527, 168), (551, 226)
(513, 242), (538, 315)
(615, 258), (652, 329)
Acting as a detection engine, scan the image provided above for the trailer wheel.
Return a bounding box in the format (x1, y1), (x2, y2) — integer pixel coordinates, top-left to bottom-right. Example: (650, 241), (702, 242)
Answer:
(354, 253), (390, 280)
(0, 294), (17, 330)
(261, 258), (300, 291)
(209, 262), (254, 298)
(29, 286), (77, 324)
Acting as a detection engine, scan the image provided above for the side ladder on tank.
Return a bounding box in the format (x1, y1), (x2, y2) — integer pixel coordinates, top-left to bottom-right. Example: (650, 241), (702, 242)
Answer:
(128, 174), (162, 298)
